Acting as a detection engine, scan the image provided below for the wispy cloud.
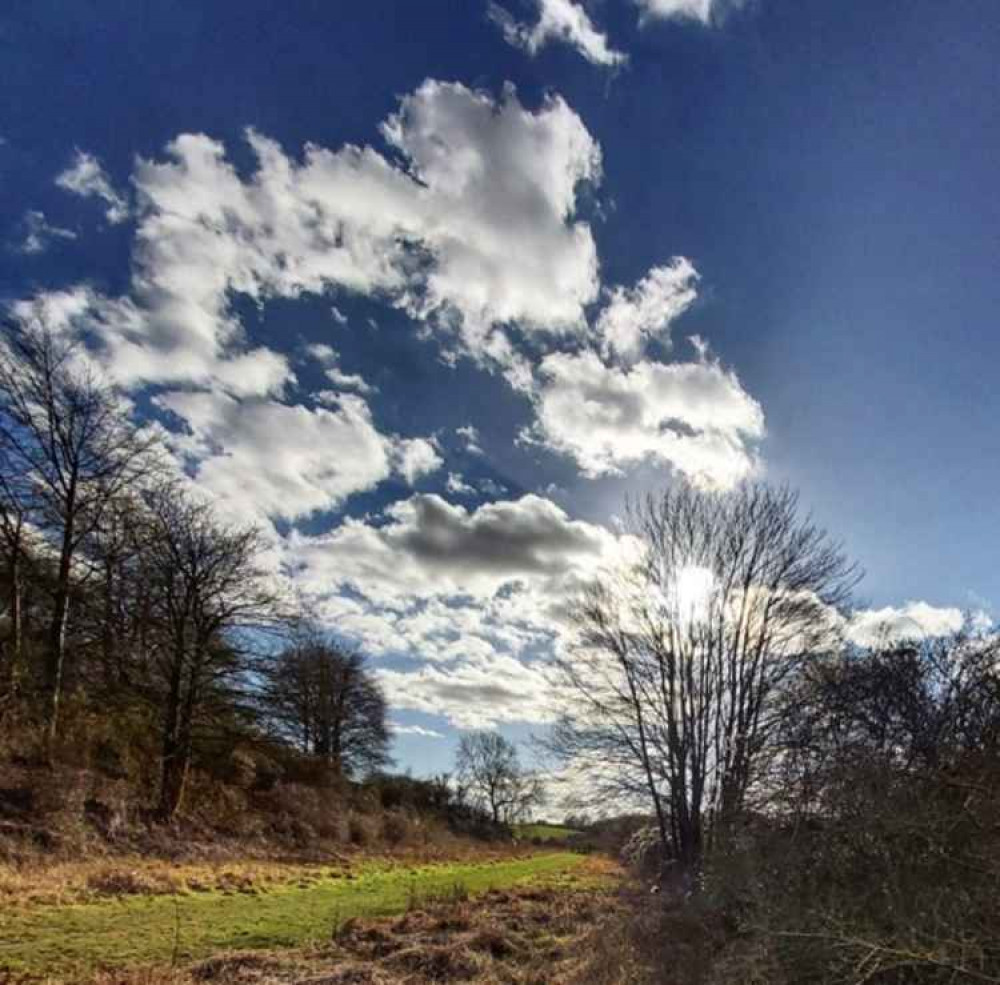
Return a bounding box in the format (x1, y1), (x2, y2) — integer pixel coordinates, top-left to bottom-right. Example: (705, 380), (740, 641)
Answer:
(634, 0), (749, 27)
(392, 723), (446, 739)
(55, 150), (130, 223)
(15, 210), (76, 255)
(490, 0), (627, 66)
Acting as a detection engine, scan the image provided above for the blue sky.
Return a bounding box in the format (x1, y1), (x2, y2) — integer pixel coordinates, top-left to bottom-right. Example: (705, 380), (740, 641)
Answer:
(3, 0), (999, 775)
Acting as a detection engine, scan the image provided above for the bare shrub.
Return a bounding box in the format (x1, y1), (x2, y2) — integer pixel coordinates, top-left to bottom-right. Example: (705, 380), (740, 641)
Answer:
(381, 810), (411, 846)
(348, 812), (378, 846)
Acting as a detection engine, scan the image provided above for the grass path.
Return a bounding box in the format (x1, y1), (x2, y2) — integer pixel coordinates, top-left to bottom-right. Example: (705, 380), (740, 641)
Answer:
(0, 852), (590, 977)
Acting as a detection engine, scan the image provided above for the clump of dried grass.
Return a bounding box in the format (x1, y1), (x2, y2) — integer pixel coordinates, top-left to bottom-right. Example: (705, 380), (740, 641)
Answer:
(85, 865), (180, 897)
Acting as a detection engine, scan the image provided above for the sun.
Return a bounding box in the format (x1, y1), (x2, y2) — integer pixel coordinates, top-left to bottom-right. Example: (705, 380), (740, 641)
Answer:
(672, 564), (715, 622)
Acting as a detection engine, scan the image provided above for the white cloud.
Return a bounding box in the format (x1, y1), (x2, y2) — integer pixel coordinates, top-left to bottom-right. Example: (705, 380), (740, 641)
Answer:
(634, 0), (745, 26)
(155, 389), (429, 522)
(446, 472), (477, 496)
(490, 0), (627, 66)
(23, 81), (602, 394)
(379, 653), (556, 729)
(392, 722), (446, 739)
(283, 492), (623, 728)
(847, 601), (969, 647)
(379, 81), (601, 353)
(306, 343), (375, 395)
(456, 425), (484, 455)
(596, 257), (699, 362)
(288, 492), (614, 603)
(394, 438), (443, 485)
(55, 150), (130, 223)
(527, 341), (764, 487)
(17, 210), (76, 255)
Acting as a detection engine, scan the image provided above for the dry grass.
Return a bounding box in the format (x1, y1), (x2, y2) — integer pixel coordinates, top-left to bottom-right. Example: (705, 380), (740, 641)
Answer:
(0, 842), (553, 910)
(6, 857), (621, 985)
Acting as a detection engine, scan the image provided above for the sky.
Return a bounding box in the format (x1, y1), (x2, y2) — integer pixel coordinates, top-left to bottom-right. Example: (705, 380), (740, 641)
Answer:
(2, 0), (1000, 775)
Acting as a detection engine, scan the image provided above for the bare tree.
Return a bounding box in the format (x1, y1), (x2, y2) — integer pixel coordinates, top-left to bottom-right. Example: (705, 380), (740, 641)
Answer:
(76, 490), (161, 695)
(0, 325), (153, 744)
(263, 631), (391, 779)
(0, 463), (33, 697)
(456, 731), (545, 825)
(143, 484), (277, 819)
(550, 482), (857, 865)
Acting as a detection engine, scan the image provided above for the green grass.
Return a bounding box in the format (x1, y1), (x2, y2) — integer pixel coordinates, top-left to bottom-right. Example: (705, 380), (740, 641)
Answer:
(514, 823), (581, 842)
(0, 852), (587, 976)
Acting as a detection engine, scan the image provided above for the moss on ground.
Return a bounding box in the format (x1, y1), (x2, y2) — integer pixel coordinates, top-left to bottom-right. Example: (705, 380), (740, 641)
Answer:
(0, 852), (590, 977)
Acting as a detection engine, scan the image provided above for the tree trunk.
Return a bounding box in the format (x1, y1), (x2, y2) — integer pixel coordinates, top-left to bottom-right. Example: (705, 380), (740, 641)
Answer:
(100, 557), (118, 690)
(158, 648), (185, 820)
(45, 539), (73, 754)
(5, 551), (22, 693)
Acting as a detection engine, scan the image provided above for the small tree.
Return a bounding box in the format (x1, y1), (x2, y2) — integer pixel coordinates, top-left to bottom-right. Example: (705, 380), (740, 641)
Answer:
(455, 731), (545, 825)
(263, 633), (391, 779)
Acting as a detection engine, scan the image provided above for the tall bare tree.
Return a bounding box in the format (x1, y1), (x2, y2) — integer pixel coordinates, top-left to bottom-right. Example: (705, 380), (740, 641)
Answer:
(0, 464), (33, 697)
(143, 485), (277, 819)
(551, 482), (857, 865)
(263, 632), (391, 779)
(456, 731), (545, 825)
(0, 325), (153, 744)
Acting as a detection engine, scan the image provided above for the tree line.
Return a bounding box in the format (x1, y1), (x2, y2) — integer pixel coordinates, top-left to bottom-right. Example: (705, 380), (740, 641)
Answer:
(0, 324), (392, 819)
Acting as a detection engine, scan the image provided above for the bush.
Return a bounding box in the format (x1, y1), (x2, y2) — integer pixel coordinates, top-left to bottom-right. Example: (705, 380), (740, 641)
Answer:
(381, 810), (410, 846)
(620, 825), (668, 880)
(348, 812), (377, 846)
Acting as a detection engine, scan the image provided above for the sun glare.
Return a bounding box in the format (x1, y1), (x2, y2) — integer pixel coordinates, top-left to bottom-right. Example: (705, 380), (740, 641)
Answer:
(672, 564), (715, 622)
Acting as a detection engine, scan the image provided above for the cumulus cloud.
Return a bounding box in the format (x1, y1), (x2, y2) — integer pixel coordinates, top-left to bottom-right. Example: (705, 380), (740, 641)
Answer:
(394, 438), (444, 485)
(846, 601), (971, 647)
(155, 389), (433, 522)
(283, 492), (621, 728)
(527, 341), (764, 487)
(490, 0), (627, 66)
(379, 81), (601, 351)
(596, 257), (699, 362)
(634, 0), (746, 26)
(22, 81), (601, 393)
(446, 472), (477, 496)
(379, 652), (556, 729)
(288, 492), (614, 602)
(55, 150), (130, 223)
(16, 210), (76, 255)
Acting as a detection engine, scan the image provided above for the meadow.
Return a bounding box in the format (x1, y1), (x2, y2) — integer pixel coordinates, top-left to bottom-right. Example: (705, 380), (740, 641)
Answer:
(0, 851), (605, 980)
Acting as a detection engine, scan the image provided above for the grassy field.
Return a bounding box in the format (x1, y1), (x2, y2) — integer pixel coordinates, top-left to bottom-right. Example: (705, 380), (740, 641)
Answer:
(0, 852), (594, 978)
(514, 823), (581, 842)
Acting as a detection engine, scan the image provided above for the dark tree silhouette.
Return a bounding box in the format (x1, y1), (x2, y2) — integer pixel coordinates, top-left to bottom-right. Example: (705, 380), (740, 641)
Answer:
(551, 482), (857, 865)
(264, 632), (391, 779)
(0, 325), (153, 746)
(143, 484), (277, 818)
